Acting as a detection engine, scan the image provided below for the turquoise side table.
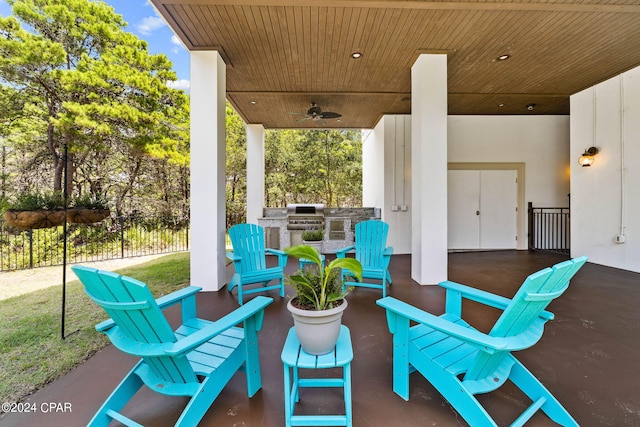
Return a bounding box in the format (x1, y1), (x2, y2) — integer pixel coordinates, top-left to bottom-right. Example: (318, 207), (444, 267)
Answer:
(281, 325), (353, 427)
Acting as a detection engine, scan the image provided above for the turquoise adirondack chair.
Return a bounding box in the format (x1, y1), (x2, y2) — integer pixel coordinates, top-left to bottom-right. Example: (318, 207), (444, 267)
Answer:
(377, 256), (588, 427)
(227, 223), (288, 304)
(336, 220), (393, 297)
(72, 265), (273, 427)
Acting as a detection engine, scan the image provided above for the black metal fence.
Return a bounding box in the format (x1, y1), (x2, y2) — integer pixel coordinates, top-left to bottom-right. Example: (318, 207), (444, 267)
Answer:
(0, 215), (189, 272)
(528, 202), (570, 254)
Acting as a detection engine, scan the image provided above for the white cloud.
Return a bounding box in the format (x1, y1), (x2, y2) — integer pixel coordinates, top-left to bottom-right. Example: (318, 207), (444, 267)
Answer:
(136, 16), (165, 35)
(167, 79), (190, 92)
(171, 35), (184, 48)
(171, 34), (186, 53)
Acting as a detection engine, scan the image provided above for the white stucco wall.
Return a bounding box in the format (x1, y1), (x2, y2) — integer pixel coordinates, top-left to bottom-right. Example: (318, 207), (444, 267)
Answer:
(448, 115), (571, 207)
(373, 115), (571, 254)
(571, 66), (640, 273)
(364, 116), (412, 254)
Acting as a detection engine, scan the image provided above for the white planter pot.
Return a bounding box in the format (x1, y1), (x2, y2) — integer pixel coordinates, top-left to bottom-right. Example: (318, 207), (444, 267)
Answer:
(287, 298), (347, 355)
(302, 240), (323, 253)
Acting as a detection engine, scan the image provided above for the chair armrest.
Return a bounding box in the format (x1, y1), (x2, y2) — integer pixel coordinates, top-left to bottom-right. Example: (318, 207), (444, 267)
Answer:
(440, 280), (512, 310)
(155, 286), (202, 309)
(439, 280), (554, 320)
(96, 286), (203, 332)
(381, 247), (394, 268)
(226, 251), (242, 261)
(377, 297), (507, 352)
(99, 296), (273, 357)
(335, 245), (355, 257)
(265, 248), (286, 257)
(265, 248), (288, 267)
(95, 319), (115, 332)
(166, 296), (273, 356)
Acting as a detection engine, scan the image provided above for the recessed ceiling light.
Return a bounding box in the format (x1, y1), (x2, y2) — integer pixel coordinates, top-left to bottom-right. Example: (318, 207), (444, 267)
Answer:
(497, 54), (510, 61)
(527, 103), (536, 111)
(351, 52), (363, 59)
(250, 101), (257, 105)
(498, 103), (505, 107)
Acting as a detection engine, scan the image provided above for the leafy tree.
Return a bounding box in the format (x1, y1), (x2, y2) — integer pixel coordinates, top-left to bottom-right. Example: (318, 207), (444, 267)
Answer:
(264, 129), (362, 209)
(224, 106), (363, 228)
(264, 129), (295, 207)
(0, 0), (361, 226)
(226, 102), (247, 226)
(0, 0), (189, 215)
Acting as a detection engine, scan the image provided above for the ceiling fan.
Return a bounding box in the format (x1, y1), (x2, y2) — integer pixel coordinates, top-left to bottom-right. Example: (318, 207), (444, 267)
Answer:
(291, 102), (342, 121)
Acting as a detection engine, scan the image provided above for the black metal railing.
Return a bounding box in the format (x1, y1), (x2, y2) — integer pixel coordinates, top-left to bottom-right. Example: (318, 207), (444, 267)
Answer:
(528, 202), (570, 254)
(0, 215), (189, 272)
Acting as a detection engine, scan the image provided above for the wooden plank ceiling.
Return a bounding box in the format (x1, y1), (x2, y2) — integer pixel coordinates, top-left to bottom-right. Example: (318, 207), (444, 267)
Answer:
(151, 0), (640, 129)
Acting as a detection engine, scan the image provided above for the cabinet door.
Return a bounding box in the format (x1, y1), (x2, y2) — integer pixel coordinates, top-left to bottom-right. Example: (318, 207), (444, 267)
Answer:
(448, 170), (480, 249)
(480, 170), (517, 249)
(448, 169), (518, 250)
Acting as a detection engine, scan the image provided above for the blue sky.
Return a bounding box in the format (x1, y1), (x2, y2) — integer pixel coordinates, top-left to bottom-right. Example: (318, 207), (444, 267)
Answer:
(0, 0), (190, 91)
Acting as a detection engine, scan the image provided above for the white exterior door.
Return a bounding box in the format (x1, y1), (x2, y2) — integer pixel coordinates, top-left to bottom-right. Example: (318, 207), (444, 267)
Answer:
(448, 170), (480, 249)
(448, 169), (517, 250)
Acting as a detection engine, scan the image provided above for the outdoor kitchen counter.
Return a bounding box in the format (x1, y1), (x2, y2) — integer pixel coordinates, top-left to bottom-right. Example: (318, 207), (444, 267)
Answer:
(258, 207), (379, 252)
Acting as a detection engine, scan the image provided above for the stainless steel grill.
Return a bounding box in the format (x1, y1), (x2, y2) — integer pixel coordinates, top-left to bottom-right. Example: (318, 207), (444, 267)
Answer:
(286, 204), (325, 230)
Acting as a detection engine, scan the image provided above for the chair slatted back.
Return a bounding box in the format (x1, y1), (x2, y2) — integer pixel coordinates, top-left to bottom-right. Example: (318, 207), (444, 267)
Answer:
(492, 256), (587, 337)
(229, 224), (267, 273)
(355, 220), (389, 268)
(73, 266), (198, 384)
(465, 256), (587, 382)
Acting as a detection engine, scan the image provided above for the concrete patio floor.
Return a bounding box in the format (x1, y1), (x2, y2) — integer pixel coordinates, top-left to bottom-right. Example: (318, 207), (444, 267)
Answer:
(1, 250), (638, 426)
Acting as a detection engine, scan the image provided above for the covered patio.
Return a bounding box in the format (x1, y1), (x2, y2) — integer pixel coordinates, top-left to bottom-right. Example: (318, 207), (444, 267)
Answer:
(2, 251), (638, 426)
(2, 1), (639, 425)
(145, 0), (640, 293)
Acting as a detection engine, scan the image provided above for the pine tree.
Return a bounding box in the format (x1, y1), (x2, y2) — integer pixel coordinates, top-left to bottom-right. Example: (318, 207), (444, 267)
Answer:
(0, 0), (189, 210)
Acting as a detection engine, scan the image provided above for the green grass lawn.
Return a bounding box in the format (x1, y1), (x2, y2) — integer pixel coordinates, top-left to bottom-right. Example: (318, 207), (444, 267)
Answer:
(0, 252), (190, 404)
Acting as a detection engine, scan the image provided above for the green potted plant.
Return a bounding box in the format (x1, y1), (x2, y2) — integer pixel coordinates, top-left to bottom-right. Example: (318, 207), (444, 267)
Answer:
(301, 228), (324, 253)
(284, 244), (362, 355)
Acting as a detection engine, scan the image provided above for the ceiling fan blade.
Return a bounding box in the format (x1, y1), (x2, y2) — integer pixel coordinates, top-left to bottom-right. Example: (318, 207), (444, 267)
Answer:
(289, 104), (339, 121)
(320, 112), (342, 119)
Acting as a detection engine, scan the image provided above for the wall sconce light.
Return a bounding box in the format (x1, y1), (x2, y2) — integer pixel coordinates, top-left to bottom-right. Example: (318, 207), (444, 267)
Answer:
(578, 147), (599, 167)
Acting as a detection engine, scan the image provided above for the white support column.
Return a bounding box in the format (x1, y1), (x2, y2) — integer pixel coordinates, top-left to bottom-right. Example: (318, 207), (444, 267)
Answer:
(190, 51), (226, 292)
(411, 54), (448, 285)
(246, 124), (265, 224)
